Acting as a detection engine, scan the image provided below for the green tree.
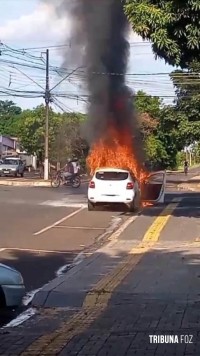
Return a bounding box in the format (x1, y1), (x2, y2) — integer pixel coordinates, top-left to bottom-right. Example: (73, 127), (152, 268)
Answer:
(51, 113), (88, 167)
(169, 61), (200, 146)
(156, 107), (186, 168)
(139, 112), (158, 139)
(145, 135), (168, 167)
(0, 100), (22, 136)
(134, 91), (162, 141)
(124, 0), (200, 68)
(171, 61), (200, 123)
(18, 106), (88, 166)
(17, 105), (62, 161)
(134, 90), (168, 167)
(135, 90), (162, 118)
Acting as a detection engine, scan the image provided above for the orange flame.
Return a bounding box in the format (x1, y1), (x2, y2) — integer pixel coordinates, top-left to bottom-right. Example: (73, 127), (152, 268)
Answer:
(142, 202), (153, 207)
(87, 125), (148, 182)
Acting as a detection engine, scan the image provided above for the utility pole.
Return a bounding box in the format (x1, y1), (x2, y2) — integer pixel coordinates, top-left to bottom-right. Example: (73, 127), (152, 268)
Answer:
(44, 49), (50, 180)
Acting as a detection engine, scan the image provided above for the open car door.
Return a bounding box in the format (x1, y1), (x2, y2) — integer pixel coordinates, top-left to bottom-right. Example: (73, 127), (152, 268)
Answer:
(141, 171), (166, 204)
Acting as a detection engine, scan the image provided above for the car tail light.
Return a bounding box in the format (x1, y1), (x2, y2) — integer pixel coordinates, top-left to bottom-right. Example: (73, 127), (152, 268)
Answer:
(89, 181), (95, 188)
(126, 182), (134, 189)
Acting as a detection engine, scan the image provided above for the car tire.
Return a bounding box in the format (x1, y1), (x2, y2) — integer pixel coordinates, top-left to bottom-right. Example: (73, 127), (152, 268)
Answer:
(128, 200), (136, 213)
(21, 172), (24, 177)
(88, 200), (95, 211)
(135, 193), (142, 212)
(0, 287), (6, 308)
(14, 172), (18, 178)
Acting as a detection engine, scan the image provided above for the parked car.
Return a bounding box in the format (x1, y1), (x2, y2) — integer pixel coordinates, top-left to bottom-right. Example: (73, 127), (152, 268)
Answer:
(0, 157), (25, 177)
(0, 264), (25, 308)
(87, 167), (141, 211)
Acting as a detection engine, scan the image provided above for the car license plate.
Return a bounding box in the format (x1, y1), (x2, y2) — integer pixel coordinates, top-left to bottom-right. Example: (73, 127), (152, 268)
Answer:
(3, 170), (9, 174)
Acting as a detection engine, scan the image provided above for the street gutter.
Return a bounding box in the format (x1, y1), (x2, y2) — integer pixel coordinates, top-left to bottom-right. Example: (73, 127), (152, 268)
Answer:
(0, 178), (90, 187)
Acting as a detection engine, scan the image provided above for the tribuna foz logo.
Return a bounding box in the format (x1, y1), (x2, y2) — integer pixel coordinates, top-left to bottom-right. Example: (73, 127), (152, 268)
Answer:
(149, 335), (193, 344)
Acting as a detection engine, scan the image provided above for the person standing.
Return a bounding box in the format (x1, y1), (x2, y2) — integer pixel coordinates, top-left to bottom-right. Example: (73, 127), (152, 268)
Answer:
(184, 160), (189, 175)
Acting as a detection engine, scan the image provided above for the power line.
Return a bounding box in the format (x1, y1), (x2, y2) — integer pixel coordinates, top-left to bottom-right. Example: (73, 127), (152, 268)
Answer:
(0, 42), (200, 105)
(17, 41), (151, 51)
(53, 97), (73, 113)
(2, 49), (200, 78)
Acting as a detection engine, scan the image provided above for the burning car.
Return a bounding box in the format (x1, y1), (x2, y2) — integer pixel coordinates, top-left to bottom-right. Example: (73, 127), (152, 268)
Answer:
(88, 167), (141, 211)
(87, 167), (166, 211)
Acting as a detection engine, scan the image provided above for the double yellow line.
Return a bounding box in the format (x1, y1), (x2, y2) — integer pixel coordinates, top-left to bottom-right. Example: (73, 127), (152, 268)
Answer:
(22, 202), (178, 356)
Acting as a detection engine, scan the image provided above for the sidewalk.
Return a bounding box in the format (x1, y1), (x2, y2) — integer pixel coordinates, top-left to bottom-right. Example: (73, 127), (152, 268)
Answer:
(1, 214), (200, 355)
(0, 174), (90, 187)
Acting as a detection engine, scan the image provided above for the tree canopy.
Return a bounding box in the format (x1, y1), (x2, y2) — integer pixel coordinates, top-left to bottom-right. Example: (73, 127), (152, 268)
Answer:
(134, 90), (162, 119)
(124, 0), (200, 68)
(0, 82), (199, 170)
(169, 61), (200, 146)
(0, 100), (22, 136)
(15, 105), (88, 166)
(16, 105), (63, 161)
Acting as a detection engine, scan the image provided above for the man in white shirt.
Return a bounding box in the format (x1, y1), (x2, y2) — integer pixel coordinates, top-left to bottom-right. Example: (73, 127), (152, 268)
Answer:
(72, 158), (80, 174)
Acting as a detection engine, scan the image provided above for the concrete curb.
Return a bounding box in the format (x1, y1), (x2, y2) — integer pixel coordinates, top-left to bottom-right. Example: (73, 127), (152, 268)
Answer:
(0, 180), (51, 187)
(0, 179), (89, 187)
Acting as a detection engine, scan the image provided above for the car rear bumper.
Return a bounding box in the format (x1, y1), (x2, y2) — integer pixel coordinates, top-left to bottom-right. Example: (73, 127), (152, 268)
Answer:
(0, 171), (18, 176)
(2, 284), (25, 307)
(88, 192), (135, 204)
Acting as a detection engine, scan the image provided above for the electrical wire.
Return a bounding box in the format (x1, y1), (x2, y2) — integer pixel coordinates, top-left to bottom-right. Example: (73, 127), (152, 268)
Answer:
(0, 42), (200, 105)
(17, 41), (151, 51)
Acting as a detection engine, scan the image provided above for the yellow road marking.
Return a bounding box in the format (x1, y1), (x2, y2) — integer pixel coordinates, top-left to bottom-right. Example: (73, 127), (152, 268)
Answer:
(21, 202), (178, 356)
(142, 203), (176, 243)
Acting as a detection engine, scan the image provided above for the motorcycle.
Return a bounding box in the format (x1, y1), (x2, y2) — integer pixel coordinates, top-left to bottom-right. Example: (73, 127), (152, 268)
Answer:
(51, 170), (81, 188)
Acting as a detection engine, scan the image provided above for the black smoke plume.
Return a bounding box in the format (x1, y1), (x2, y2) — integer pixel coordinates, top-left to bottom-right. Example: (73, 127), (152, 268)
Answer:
(43, 0), (144, 162)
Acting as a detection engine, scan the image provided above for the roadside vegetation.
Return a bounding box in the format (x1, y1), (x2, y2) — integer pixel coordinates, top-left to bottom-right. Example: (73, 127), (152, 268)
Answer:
(0, 81), (200, 172)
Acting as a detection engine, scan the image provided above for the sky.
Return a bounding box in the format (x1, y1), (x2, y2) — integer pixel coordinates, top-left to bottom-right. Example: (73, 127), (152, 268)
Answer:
(0, 0), (176, 113)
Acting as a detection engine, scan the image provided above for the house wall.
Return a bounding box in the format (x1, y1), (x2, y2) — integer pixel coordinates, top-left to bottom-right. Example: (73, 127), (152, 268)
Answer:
(0, 135), (16, 156)
(0, 135), (15, 149)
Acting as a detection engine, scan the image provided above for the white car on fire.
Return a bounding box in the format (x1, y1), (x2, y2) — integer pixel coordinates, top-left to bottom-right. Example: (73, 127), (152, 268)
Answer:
(87, 168), (141, 211)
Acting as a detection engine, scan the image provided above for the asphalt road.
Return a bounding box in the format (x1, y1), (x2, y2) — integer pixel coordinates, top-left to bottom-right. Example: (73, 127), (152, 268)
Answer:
(166, 166), (200, 186)
(0, 170), (199, 328)
(0, 183), (129, 326)
(0, 183), (126, 288)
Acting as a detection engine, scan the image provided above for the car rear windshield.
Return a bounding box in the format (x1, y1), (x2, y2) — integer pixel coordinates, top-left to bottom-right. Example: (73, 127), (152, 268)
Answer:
(95, 171), (128, 181)
(3, 159), (18, 165)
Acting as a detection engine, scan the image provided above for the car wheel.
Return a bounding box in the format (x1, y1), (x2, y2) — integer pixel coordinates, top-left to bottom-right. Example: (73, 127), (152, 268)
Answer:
(20, 172), (24, 177)
(0, 287), (6, 308)
(14, 172), (18, 178)
(88, 200), (95, 211)
(135, 193), (142, 211)
(128, 200), (136, 213)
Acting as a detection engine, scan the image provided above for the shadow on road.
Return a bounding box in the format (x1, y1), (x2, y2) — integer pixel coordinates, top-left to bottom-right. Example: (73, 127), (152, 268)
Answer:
(1, 245), (199, 353)
(88, 191), (200, 219)
(141, 191), (200, 219)
(60, 247), (200, 355)
(0, 249), (81, 327)
(0, 249), (81, 293)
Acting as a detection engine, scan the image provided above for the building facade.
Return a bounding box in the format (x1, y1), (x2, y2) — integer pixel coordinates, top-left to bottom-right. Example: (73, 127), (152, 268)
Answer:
(0, 135), (16, 157)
